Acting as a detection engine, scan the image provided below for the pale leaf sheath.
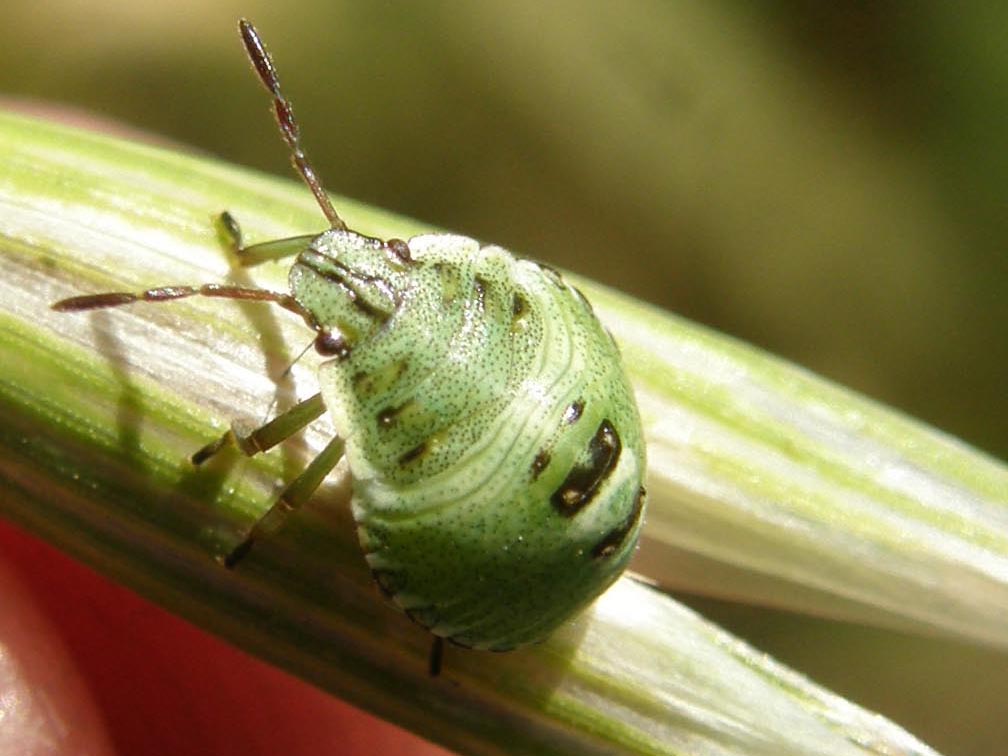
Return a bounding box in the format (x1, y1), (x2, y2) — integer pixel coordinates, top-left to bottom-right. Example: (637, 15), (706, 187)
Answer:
(0, 110), (983, 755)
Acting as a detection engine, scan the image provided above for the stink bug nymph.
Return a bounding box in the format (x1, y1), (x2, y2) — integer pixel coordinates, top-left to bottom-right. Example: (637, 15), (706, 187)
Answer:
(53, 19), (647, 668)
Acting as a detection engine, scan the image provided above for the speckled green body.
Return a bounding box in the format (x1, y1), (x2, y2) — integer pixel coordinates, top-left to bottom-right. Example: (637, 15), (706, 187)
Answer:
(293, 229), (646, 650)
(50, 18), (646, 654)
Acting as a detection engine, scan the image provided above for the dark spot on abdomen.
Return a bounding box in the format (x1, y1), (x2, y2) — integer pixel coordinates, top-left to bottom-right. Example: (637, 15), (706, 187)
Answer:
(551, 420), (622, 516)
(511, 291), (531, 334)
(473, 276), (489, 309)
(512, 292), (528, 318)
(352, 359), (409, 398)
(530, 449), (551, 480)
(591, 486), (646, 559)
(562, 399), (584, 425)
(399, 440), (429, 466)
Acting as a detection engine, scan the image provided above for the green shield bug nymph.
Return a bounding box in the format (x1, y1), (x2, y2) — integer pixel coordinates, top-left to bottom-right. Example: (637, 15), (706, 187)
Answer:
(53, 19), (647, 671)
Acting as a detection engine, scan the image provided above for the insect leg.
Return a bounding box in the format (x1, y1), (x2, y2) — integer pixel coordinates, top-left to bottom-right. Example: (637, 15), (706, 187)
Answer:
(191, 392), (325, 464)
(224, 433), (345, 568)
(215, 211), (318, 268)
(428, 636), (444, 677)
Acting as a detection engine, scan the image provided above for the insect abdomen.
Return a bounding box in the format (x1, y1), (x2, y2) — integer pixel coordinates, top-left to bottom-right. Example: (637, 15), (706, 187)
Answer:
(321, 234), (646, 649)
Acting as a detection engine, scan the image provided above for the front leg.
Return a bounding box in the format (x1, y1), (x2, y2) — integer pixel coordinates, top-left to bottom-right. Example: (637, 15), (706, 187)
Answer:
(215, 211), (320, 268)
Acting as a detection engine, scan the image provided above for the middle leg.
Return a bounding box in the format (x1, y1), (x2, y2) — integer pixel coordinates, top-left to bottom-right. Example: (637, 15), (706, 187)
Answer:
(191, 392), (326, 465)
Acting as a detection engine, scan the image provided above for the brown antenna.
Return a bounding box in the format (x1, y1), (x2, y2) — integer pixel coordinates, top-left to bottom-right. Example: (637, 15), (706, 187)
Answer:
(238, 19), (347, 231)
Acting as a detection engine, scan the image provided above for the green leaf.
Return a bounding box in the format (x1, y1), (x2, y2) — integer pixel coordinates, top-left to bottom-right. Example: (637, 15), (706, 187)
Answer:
(3, 108), (996, 755)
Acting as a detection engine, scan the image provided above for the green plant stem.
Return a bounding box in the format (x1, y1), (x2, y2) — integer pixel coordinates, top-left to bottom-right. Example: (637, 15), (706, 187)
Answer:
(2, 109), (998, 755)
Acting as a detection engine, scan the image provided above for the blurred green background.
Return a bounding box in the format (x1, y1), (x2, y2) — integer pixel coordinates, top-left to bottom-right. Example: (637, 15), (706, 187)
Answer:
(1, 2), (1004, 754)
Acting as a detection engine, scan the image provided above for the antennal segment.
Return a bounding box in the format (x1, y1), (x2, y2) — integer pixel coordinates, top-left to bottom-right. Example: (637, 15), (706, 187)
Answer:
(238, 19), (347, 231)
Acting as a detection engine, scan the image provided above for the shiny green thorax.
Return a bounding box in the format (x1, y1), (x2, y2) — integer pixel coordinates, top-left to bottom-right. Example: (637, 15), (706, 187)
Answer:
(295, 229), (647, 649)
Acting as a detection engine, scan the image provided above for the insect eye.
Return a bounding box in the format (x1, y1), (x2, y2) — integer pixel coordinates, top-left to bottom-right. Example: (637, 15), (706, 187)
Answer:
(386, 238), (412, 264)
(314, 331), (350, 359)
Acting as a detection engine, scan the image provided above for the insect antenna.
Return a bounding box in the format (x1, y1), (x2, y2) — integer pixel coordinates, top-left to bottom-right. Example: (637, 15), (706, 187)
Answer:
(238, 19), (347, 232)
(52, 284), (316, 328)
